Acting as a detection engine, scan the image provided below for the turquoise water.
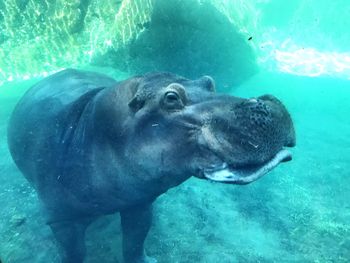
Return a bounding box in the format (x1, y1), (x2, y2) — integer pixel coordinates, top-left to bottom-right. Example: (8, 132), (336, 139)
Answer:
(1, 0), (350, 262)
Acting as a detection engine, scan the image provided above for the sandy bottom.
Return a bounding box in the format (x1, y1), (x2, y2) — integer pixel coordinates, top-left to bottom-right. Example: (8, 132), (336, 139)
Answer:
(0, 70), (349, 262)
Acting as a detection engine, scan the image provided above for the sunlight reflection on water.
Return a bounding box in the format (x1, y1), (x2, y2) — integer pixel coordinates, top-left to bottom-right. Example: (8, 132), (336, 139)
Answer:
(261, 38), (350, 79)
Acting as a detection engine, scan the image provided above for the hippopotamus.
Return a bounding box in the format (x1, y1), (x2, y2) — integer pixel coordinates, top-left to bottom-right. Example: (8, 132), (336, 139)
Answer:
(7, 69), (295, 263)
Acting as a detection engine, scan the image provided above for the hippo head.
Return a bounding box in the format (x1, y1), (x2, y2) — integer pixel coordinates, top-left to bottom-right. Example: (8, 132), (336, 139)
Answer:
(102, 72), (295, 192)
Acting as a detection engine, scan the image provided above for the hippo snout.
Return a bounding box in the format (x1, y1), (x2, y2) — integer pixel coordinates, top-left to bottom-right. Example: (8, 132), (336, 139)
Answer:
(198, 94), (295, 184)
(256, 94), (296, 148)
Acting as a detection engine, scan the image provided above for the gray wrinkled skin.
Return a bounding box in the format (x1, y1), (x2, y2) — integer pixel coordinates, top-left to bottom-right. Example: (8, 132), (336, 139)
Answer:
(7, 69), (295, 263)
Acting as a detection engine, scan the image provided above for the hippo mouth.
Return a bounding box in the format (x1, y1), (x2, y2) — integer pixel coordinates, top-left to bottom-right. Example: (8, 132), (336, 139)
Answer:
(203, 149), (292, 184)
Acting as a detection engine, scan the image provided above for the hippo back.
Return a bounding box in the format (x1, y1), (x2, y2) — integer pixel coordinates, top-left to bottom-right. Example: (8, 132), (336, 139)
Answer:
(7, 69), (117, 186)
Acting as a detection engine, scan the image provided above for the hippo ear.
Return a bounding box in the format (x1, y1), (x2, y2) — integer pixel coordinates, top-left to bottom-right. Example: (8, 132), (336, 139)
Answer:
(199, 76), (216, 92)
(120, 77), (144, 113)
(128, 94), (145, 112)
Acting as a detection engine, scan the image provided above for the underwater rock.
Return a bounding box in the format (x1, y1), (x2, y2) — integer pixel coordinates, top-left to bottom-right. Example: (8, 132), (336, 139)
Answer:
(96, 0), (258, 89)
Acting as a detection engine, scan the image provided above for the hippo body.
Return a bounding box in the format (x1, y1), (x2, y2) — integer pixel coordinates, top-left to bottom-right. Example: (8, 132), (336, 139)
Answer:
(8, 69), (295, 263)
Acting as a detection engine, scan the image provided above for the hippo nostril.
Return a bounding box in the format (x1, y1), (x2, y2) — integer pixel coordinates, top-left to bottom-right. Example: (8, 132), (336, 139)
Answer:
(258, 94), (279, 102)
(248, 98), (258, 103)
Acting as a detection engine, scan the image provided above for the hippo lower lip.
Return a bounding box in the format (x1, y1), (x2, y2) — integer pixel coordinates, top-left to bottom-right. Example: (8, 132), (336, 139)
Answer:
(203, 149), (292, 184)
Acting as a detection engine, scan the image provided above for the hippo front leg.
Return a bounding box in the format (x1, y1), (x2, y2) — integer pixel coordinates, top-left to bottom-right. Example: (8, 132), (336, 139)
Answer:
(120, 204), (157, 263)
(49, 218), (92, 263)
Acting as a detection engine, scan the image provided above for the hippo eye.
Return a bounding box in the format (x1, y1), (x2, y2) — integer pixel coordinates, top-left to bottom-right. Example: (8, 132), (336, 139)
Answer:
(165, 91), (179, 102)
(163, 91), (183, 110)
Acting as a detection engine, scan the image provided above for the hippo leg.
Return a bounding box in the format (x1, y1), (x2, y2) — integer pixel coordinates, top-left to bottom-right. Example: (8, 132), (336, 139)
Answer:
(121, 204), (157, 263)
(49, 218), (92, 263)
